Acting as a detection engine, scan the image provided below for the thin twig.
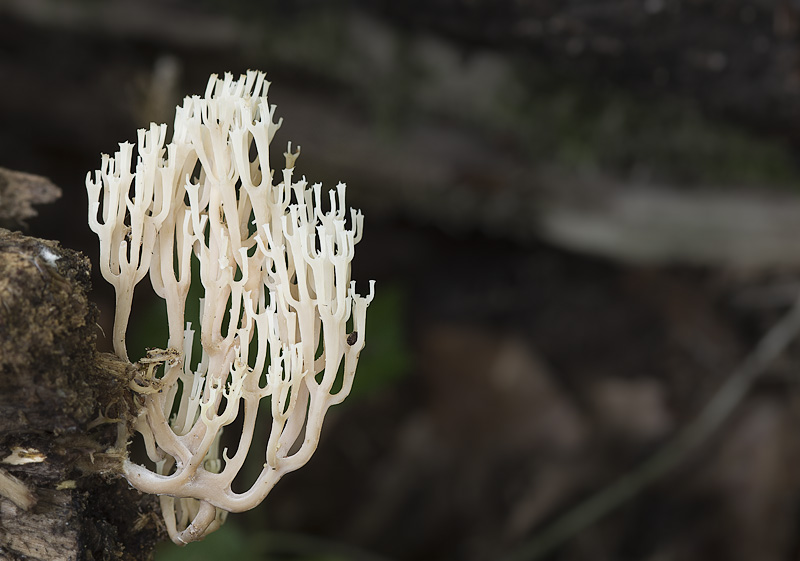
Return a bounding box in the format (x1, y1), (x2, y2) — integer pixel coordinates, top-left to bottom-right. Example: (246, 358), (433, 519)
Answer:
(503, 294), (800, 561)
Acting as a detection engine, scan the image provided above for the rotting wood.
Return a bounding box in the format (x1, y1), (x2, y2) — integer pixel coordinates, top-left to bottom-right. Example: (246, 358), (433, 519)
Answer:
(0, 227), (163, 561)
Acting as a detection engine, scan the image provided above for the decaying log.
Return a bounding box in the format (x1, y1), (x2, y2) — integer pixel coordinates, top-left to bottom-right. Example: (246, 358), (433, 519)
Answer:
(0, 168), (61, 229)
(0, 228), (163, 561)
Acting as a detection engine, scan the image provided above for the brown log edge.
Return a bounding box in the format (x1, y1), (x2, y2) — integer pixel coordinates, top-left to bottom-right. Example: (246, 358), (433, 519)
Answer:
(0, 228), (164, 561)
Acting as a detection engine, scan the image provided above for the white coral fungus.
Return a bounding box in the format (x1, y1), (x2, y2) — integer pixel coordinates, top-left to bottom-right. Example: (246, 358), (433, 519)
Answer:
(87, 71), (374, 544)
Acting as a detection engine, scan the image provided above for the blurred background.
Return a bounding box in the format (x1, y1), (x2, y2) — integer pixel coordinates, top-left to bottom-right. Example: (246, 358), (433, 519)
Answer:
(4, 1), (800, 560)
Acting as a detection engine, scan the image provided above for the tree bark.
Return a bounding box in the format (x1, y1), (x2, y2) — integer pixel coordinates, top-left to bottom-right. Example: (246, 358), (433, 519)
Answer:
(0, 228), (163, 561)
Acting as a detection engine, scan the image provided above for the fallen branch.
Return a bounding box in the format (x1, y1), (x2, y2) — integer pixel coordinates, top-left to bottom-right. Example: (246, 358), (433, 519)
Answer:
(503, 291), (800, 561)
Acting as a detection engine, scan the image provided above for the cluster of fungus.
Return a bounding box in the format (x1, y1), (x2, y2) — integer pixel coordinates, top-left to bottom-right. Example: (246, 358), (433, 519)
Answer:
(86, 71), (374, 544)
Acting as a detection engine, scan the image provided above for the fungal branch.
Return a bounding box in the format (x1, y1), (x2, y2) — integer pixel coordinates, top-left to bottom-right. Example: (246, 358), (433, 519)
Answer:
(86, 71), (374, 544)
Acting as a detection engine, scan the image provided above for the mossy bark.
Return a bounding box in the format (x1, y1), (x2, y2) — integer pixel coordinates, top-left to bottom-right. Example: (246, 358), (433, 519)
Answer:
(0, 228), (163, 561)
